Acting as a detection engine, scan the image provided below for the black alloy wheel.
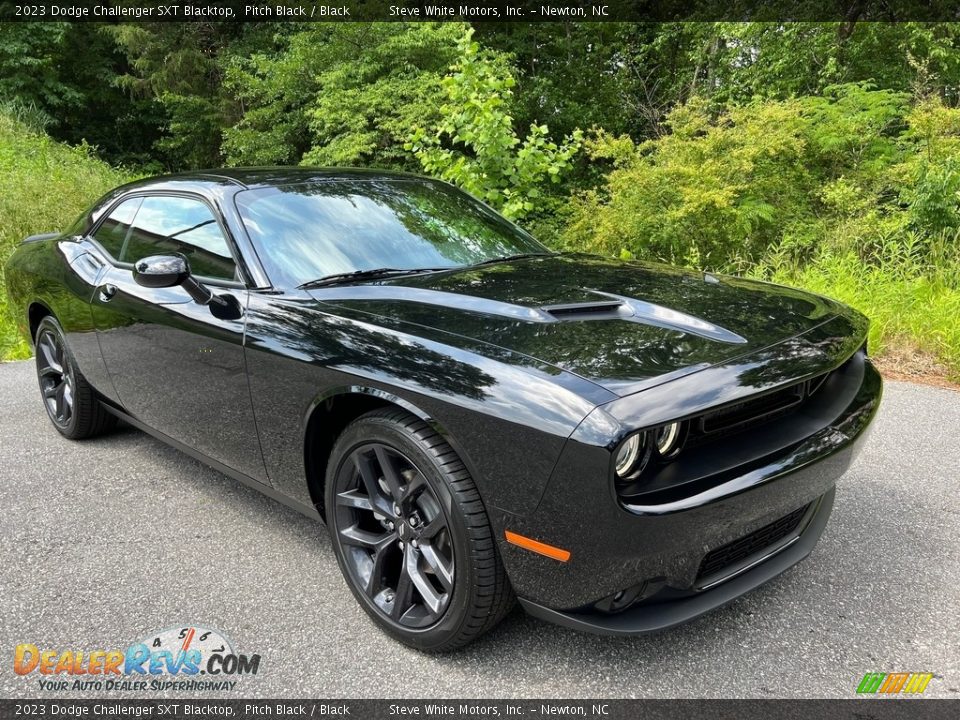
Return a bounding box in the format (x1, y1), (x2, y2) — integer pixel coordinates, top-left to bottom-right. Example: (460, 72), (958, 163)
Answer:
(34, 316), (116, 440)
(36, 324), (74, 428)
(336, 442), (455, 627)
(326, 408), (514, 651)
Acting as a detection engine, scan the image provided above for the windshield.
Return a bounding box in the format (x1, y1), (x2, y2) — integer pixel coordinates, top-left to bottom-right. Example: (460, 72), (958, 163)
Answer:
(234, 178), (549, 288)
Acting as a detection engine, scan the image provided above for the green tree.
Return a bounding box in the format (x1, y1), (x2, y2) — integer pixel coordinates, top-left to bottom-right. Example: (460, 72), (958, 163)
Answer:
(0, 23), (79, 128)
(104, 20), (262, 169)
(408, 29), (583, 220)
(474, 23), (652, 139)
(223, 23), (465, 169)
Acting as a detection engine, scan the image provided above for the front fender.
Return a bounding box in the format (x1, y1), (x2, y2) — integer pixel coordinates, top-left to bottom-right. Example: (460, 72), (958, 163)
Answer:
(243, 293), (613, 516)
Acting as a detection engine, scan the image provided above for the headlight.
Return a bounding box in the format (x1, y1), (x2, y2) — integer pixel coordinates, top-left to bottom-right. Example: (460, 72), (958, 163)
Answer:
(615, 432), (649, 478)
(655, 421), (682, 458)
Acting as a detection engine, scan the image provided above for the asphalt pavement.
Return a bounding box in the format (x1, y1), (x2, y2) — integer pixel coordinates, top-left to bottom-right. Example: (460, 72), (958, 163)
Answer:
(0, 359), (958, 698)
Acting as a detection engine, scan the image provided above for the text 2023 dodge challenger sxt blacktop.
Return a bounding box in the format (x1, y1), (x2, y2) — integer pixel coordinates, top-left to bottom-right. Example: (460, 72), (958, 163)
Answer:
(4, 168), (881, 650)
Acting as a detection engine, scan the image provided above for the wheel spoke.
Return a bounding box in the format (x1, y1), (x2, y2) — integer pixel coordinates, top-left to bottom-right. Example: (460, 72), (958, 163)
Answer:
(353, 453), (392, 515)
(420, 544), (454, 591)
(336, 489), (374, 511)
(365, 546), (391, 596)
(42, 382), (59, 400)
(39, 365), (61, 378)
(39, 336), (62, 374)
(391, 555), (415, 620)
(54, 383), (66, 418)
(62, 379), (73, 412)
(340, 525), (395, 551)
(406, 547), (445, 615)
(374, 445), (404, 500)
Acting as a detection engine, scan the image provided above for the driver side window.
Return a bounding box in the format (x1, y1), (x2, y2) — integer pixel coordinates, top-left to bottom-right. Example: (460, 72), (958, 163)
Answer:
(120, 196), (238, 282)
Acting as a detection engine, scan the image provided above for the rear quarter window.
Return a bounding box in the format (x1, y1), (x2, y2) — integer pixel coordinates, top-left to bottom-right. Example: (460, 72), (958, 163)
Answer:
(90, 197), (142, 259)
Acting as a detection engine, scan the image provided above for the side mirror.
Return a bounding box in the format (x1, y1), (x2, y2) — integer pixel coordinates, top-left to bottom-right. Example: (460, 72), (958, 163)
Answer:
(132, 254), (242, 321)
(133, 255), (189, 289)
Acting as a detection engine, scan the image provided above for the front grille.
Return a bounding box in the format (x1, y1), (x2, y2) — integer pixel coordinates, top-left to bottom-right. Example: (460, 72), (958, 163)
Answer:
(697, 372), (830, 440)
(696, 504), (810, 582)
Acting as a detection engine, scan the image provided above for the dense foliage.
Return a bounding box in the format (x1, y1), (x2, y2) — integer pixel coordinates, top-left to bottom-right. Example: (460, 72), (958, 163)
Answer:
(559, 87), (960, 370)
(408, 30), (583, 220)
(223, 23), (467, 169)
(0, 113), (136, 359)
(1, 20), (959, 377)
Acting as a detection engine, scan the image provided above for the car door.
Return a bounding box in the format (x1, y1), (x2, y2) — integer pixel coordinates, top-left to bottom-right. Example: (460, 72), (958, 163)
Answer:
(89, 193), (269, 484)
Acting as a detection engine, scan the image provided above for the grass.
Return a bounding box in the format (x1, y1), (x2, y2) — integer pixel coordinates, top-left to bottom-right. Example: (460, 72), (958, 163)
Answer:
(768, 252), (960, 383)
(0, 111), (135, 360)
(0, 112), (957, 386)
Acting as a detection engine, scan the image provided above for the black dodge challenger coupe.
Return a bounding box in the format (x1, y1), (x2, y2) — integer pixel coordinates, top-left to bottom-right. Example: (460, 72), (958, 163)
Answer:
(4, 169), (881, 650)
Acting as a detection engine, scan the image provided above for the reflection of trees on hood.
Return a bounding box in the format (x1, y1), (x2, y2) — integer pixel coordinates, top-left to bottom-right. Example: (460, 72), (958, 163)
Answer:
(735, 329), (863, 392)
(246, 300), (496, 403)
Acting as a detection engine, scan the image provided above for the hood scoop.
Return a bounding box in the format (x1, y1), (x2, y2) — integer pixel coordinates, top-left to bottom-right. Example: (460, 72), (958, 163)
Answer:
(542, 300), (625, 320)
(541, 290), (748, 345)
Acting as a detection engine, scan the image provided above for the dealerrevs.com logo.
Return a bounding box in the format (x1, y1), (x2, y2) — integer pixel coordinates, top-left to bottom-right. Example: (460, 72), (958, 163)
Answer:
(14, 626), (261, 692)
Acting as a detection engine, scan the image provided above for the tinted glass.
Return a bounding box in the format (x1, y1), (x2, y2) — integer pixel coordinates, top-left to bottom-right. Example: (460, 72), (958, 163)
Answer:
(91, 197), (142, 259)
(234, 179), (547, 288)
(121, 196), (237, 281)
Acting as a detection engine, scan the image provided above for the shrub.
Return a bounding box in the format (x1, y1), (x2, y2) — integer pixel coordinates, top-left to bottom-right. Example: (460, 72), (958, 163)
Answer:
(407, 29), (583, 220)
(0, 113), (135, 360)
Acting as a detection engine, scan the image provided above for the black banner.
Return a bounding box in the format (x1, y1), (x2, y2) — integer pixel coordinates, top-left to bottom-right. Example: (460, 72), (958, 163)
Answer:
(2, 0), (960, 23)
(0, 700), (959, 720)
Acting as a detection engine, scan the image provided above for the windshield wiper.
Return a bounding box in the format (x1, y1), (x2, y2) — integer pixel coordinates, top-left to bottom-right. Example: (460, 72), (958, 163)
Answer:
(299, 267), (445, 289)
(300, 254), (552, 289)
(471, 252), (554, 268)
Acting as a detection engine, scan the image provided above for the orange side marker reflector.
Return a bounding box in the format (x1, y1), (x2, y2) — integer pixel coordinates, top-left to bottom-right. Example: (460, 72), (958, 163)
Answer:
(504, 530), (571, 562)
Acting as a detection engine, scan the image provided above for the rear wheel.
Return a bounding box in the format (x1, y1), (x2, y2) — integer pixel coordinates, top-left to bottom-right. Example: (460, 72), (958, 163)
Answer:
(34, 316), (116, 439)
(325, 408), (513, 651)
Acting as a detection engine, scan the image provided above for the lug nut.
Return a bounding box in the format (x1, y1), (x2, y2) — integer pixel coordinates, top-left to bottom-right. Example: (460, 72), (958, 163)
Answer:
(411, 539), (419, 548)
(393, 505), (401, 516)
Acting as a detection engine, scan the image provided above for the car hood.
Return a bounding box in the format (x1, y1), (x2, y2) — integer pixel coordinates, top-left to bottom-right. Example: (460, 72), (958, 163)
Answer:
(308, 254), (852, 395)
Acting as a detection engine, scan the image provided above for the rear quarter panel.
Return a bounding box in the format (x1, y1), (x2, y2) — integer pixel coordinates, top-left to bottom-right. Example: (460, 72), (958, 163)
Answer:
(4, 238), (115, 400)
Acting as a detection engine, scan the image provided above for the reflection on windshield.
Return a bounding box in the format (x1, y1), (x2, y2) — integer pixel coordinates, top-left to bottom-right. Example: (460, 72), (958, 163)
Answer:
(234, 178), (548, 288)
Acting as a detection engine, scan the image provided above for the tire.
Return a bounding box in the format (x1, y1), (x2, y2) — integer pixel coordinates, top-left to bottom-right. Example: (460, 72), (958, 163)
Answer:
(325, 408), (514, 651)
(34, 315), (116, 440)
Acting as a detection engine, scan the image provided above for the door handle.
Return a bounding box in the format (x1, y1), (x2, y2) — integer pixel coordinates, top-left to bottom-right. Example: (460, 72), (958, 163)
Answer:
(98, 284), (117, 302)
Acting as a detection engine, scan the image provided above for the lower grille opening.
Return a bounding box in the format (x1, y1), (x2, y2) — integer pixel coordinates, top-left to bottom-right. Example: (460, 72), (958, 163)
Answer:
(696, 504), (810, 583)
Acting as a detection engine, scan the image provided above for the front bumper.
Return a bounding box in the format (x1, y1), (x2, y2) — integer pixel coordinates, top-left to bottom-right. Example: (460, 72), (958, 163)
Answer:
(518, 487), (834, 635)
(494, 348), (881, 634)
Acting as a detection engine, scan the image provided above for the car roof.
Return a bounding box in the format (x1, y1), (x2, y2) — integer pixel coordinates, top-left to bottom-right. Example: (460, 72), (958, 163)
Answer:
(116, 167), (428, 193)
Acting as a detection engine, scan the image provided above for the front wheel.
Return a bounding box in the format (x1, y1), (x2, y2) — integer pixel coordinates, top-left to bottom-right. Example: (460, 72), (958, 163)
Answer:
(325, 408), (514, 651)
(34, 315), (116, 439)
